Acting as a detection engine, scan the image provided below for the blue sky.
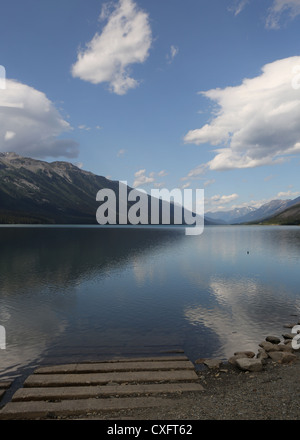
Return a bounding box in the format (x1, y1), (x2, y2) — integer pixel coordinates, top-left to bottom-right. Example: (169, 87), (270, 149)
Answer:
(0, 0), (300, 212)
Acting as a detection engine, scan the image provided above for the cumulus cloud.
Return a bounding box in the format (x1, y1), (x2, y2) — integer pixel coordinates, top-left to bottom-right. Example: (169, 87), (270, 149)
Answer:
(266, 0), (300, 29)
(71, 0), (152, 95)
(133, 169), (155, 188)
(210, 194), (239, 205)
(205, 193), (239, 212)
(277, 190), (300, 198)
(0, 79), (78, 158)
(184, 56), (300, 171)
(133, 169), (167, 188)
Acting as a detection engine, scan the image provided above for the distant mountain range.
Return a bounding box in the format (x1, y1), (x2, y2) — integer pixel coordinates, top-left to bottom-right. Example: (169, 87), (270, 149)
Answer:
(0, 152), (210, 226)
(206, 206), (257, 224)
(0, 152), (299, 226)
(206, 197), (300, 225)
(260, 200), (300, 225)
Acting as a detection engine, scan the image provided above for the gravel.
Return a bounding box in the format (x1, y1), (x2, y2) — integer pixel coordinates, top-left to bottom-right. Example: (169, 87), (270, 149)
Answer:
(74, 351), (300, 421)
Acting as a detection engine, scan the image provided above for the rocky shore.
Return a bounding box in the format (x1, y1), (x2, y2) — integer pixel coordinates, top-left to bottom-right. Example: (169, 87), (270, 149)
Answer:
(83, 322), (300, 421)
(1, 322), (299, 421)
(195, 324), (298, 373)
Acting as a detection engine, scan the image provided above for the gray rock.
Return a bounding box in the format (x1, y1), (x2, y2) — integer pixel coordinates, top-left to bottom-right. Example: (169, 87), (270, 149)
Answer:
(278, 343), (294, 352)
(236, 358), (263, 372)
(259, 341), (280, 352)
(203, 359), (223, 369)
(268, 351), (297, 364)
(282, 333), (293, 340)
(256, 348), (268, 360)
(283, 323), (296, 329)
(228, 354), (248, 366)
(266, 336), (281, 344)
(195, 358), (206, 364)
(233, 351), (255, 358)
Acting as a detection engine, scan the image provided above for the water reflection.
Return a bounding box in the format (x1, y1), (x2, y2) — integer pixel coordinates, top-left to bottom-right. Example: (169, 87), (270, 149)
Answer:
(0, 225), (299, 382)
(184, 276), (300, 359)
(182, 226), (300, 359)
(0, 226), (185, 378)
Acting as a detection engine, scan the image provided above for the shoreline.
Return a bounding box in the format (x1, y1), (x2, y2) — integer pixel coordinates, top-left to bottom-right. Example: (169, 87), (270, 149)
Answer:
(71, 328), (300, 421)
(0, 327), (299, 420)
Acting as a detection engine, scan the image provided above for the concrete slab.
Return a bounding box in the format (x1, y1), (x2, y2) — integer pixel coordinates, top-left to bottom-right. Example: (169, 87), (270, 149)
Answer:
(0, 397), (175, 420)
(12, 382), (204, 402)
(34, 360), (194, 374)
(24, 369), (198, 387)
(0, 354), (202, 420)
(0, 381), (12, 389)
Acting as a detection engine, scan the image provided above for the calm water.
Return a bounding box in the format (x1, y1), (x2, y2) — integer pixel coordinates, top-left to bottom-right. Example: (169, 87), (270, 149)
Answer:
(0, 225), (300, 381)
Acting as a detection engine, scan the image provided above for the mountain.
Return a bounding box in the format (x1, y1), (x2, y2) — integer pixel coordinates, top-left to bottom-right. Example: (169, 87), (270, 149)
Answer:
(0, 152), (211, 226)
(0, 152), (119, 224)
(261, 200), (300, 225)
(230, 199), (297, 224)
(207, 198), (300, 225)
(206, 206), (256, 224)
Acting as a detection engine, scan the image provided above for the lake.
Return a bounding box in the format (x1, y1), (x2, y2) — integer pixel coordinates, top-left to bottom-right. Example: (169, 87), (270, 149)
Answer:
(0, 225), (300, 382)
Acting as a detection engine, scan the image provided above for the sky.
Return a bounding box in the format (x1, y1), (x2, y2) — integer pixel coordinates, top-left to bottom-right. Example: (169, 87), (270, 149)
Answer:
(0, 0), (300, 213)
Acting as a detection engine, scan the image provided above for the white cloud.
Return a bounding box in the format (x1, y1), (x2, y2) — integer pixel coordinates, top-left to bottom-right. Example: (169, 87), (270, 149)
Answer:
(181, 182), (191, 189)
(71, 0), (152, 95)
(78, 124), (91, 131)
(0, 79), (78, 158)
(133, 169), (155, 188)
(184, 56), (300, 171)
(266, 0), (300, 29)
(207, 189), (300, 213)
(277, 190), (300, 198)
(166, 45), (179, 63)
(230, 0), (300, 28)
(181, 163), (208, 181)
(204, 179), (216, 187)
(157, 170), (168, 177)
(229, 0), (249, 16)
(210, 193), (239, 204)
(228, 0), (300, 29)
(205, 193), (239, 212)
(132, 169), (168, 188)
(153, 182), (165, 188)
